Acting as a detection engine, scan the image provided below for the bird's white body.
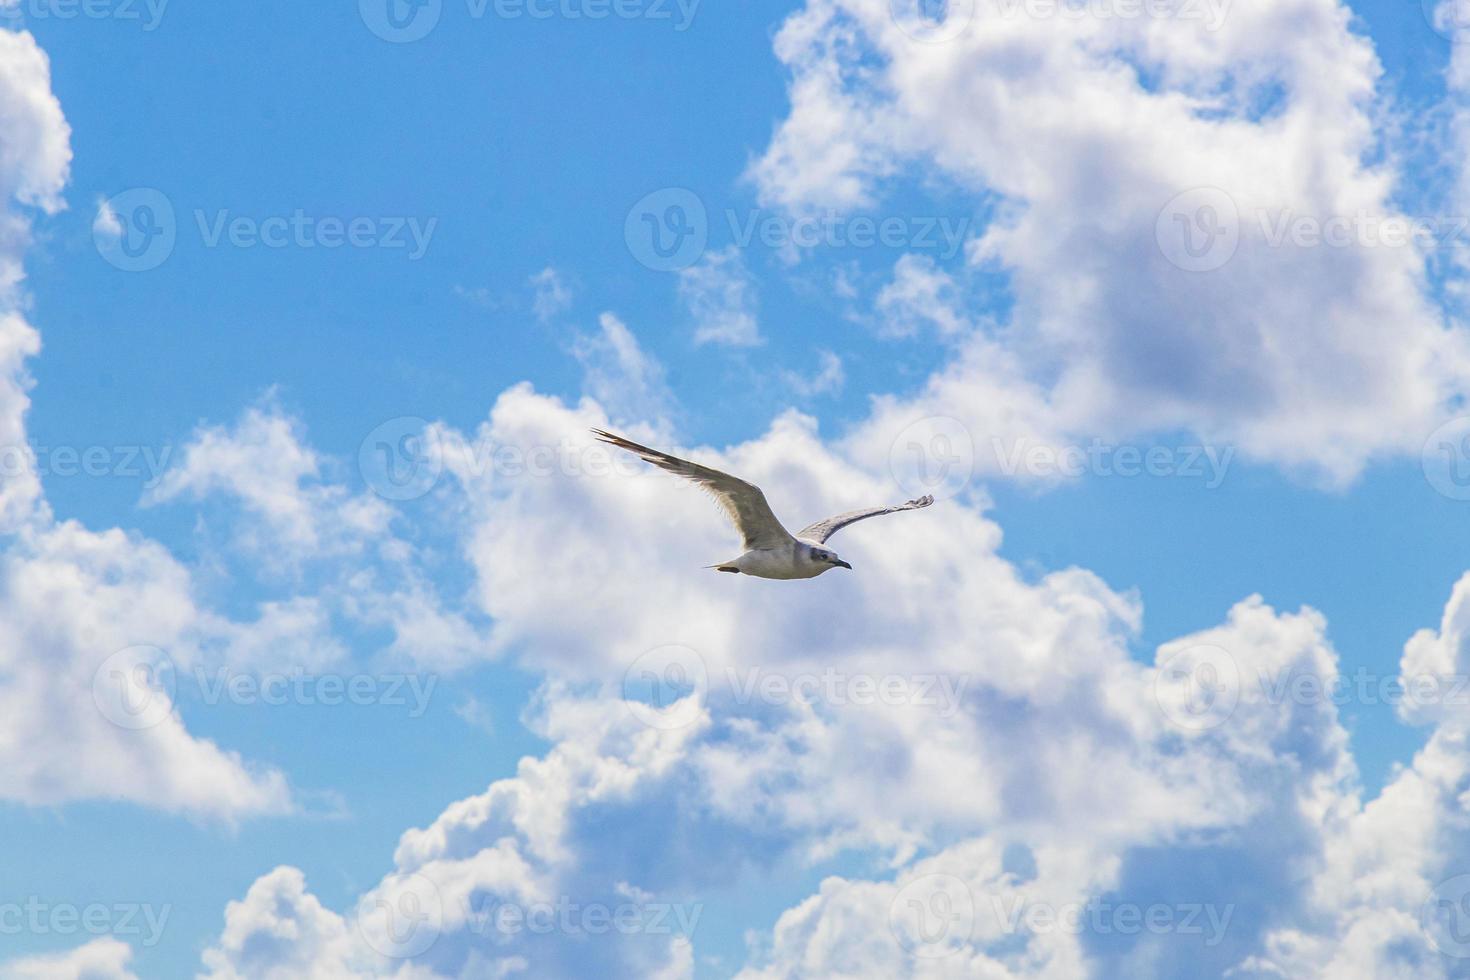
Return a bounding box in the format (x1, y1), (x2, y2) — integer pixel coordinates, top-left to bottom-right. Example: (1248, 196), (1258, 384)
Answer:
(591, 428), (933, 581)
(716, 540), (832, 580)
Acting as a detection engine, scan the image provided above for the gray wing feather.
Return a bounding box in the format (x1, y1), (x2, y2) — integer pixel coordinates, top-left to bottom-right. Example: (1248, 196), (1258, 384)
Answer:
(796, 495), (935, 544)
(592, 428), (795, 550)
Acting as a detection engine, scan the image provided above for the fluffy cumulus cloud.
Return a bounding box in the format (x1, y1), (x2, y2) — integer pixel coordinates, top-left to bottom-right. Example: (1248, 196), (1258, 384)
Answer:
(160, 384), (1388, 978)
(750, 0), (1470, 484)
(0, 937), (139, 980)
(12, 3), (1470, 977)
(0, 28), (295, 821)
(678, 245), (763, 347)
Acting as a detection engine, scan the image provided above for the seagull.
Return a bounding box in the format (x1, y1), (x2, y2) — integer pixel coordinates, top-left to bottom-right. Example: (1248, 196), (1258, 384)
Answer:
(592, 428), (934, 579)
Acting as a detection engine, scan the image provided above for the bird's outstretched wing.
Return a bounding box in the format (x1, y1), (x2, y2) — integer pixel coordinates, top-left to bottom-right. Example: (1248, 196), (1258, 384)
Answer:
(592, 428), (795, 550)
(796, 495), (935, 544)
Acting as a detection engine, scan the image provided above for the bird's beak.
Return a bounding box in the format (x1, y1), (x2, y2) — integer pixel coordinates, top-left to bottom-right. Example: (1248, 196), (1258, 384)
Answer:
(835, 560), (853, 570)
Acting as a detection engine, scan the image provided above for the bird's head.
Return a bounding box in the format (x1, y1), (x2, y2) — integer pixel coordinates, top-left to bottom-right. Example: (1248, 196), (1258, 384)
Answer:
(809, 546), (852, 571)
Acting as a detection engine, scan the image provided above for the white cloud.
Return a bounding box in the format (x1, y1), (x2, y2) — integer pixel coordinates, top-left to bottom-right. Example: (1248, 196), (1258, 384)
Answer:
(748, 0), (1470, 484)
(781, 349), (845, 397)
(875, 254), (971, 338)
(145, 402), (392, 563)
(195, 386), (1378, 977)
(569, 313), (675, 425)
(0, 25), (292, 821)
(530, 266), (572, 322)
(0, 937), (139, 980)
(678, 246), (762, 347)
(91, 194), (121, 239)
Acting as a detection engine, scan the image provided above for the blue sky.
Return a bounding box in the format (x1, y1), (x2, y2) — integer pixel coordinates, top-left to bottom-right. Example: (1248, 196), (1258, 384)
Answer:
(5, 0), (1470, 977)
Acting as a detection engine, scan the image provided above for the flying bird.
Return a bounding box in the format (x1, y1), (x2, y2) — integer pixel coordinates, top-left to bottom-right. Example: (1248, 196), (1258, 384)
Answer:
(592, 428), (934, 579)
